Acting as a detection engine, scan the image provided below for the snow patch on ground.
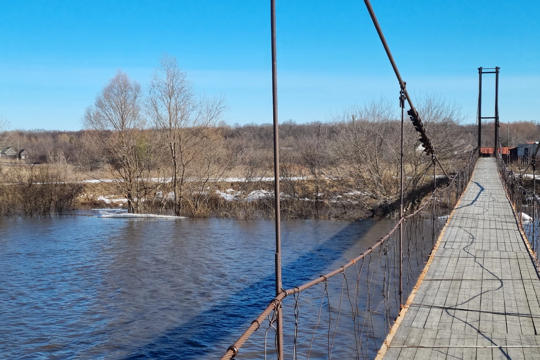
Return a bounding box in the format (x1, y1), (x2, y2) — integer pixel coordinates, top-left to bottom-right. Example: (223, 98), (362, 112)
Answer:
(92, 209), (185, 219)
(215, 189), (284, 202)
(522, 174), (540, 180)
(92, 208), (126, 213)
(344, 191), (366, 196)
(96, 195), (128, 204)
(216, 190), (237, 201)
(522, 213), (532, 222)
(98, 213), (185, 219)
(80, 175), (309, 184)
(245, 190), (272, 201)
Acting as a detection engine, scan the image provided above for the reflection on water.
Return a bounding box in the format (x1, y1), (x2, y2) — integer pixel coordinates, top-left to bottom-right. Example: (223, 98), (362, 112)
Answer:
(0, 214), (393, 359)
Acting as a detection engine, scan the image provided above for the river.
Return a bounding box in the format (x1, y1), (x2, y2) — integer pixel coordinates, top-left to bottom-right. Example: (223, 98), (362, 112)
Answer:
(0, 211), (395, 359)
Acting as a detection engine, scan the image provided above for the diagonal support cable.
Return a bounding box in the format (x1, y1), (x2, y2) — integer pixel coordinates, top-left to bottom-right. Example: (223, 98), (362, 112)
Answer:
(363, 0), (449, 179)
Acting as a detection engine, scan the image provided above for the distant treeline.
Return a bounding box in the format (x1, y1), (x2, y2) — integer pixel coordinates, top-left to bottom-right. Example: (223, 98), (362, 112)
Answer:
(1, 54), (538, 218)
(0, 121), (536, 218)
(0, 100), (475, 218)
(3, 120), (539, 166)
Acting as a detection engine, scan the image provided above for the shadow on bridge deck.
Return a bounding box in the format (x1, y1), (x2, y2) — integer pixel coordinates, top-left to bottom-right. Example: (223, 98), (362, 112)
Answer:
(382, 158), (540, 360)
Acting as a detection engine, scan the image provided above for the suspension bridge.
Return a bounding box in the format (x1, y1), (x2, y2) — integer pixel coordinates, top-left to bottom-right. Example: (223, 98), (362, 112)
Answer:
(218, 0), (540, 359)
(378, 158), (540, 359)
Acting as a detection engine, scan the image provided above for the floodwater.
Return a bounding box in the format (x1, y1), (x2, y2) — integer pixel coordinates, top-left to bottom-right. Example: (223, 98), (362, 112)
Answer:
(0, 212), (395, 359)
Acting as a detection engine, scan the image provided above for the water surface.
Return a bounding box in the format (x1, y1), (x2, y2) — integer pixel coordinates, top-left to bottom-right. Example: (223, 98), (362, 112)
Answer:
(0, 214), (392, 359)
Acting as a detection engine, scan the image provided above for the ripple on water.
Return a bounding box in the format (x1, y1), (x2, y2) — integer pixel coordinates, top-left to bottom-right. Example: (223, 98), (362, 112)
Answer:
(0, 216), (393, 359)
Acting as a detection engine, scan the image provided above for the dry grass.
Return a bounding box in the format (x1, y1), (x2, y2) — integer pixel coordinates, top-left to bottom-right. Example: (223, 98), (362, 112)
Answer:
(0, 164), (83, 215)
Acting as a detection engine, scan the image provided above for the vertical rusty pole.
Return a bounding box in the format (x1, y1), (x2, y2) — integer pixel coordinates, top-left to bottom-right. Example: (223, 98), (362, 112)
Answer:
(533, 160), (536, 252)
(507, 123), (510, 165)
(432, 156), (436, 247)
(495, 67), (500, 158)
(478, 67), (483, 151)
(399, 88), (405, 307)
(270, 1), (283, 358)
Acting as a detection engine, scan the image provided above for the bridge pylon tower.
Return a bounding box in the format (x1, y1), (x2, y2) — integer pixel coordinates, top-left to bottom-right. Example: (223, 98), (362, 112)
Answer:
(478, 67), (500, 156)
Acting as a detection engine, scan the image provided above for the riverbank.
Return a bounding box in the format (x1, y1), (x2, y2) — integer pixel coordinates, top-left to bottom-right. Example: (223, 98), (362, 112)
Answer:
(0, 163), (441, 220)
(77, 180), (374, 221)
(75, 175), (442, 221)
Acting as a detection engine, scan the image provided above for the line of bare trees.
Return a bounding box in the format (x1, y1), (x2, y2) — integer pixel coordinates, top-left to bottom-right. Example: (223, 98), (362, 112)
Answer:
(5, 57), (538, 218)
(82, 54), (229, 214)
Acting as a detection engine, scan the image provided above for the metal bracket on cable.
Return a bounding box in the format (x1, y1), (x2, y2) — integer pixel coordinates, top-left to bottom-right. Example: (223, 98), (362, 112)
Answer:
(399, 85), (406, 109)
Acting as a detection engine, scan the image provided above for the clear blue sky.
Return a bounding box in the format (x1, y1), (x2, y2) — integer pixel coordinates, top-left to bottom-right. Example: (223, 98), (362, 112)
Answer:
(0, 0), (538, 131)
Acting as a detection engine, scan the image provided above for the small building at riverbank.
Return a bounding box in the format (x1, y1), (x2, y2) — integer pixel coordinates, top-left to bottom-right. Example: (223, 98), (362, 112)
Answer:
(0, 146), (17, 159)
(0, 147), (30, 161)
(517, 141), (539, 158)
(18, 149), (29, 161)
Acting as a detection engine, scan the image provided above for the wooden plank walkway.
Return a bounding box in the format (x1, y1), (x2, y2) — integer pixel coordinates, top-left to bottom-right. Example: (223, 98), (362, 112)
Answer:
(382, 158), (540, 360)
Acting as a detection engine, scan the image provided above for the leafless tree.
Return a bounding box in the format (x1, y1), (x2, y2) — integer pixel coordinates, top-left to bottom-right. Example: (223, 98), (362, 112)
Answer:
(332, 100), (397, 204)
(331, 96), (465, 210)
(147, 54), (226, 216)
(404, 95), (467, 195)
(0, 115), (12, 153)
(83, 71), (153, 213)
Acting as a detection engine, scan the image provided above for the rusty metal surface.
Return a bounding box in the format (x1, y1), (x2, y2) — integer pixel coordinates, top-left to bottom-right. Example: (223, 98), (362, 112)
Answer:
(399, 89), (405, 307)
(478, 67), (482, 150)
(478, 66), (501, 155)
(270, 0), (283, 358)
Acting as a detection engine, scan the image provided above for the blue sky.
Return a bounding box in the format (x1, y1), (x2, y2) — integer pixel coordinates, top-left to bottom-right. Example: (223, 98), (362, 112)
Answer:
(0, 0), (539, 131)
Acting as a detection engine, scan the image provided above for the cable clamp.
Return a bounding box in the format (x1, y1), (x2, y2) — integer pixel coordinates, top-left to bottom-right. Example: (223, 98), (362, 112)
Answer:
(227, 345), (239, 357)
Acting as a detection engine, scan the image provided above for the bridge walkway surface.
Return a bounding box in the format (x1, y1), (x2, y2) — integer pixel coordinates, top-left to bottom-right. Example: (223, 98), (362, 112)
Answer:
(382, 158), (540, 359)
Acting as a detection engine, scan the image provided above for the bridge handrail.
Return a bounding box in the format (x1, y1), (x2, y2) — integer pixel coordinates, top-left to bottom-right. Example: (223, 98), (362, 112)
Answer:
(221, 149), (479, 360)
(498, 156), (540, 269)
(499, 159), (540, 205)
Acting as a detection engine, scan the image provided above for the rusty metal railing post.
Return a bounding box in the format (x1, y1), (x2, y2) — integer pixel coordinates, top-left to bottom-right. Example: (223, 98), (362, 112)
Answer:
(270, 0), (283, 358)
(533, 158), (536, 252)
(495, 67), (500, 157)
(399, 87), (405, 307)
(432, 156), (436, 248)
(478, 67), (483, 150)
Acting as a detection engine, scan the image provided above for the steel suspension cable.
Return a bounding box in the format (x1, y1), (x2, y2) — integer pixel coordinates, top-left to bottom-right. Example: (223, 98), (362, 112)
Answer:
(362, 0), (449, 179)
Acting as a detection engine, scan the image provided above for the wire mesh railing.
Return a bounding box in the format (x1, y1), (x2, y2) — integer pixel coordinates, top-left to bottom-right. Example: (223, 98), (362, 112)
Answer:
(221, 151), (478, 360)
(498, 156), (540, 267)
(247, 0), (481, 358)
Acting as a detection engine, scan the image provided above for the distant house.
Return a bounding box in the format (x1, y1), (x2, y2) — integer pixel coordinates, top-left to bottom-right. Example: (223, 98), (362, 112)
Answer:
(18, 149), (29, 161)
(517, 142), (539, 158)
(0, 147), (30, 161)
(510, 147), (519, 161)
(0, 147), (17, 159)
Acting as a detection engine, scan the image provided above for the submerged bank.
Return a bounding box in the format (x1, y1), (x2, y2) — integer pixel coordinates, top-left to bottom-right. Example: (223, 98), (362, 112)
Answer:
(0, 166), (443, 220)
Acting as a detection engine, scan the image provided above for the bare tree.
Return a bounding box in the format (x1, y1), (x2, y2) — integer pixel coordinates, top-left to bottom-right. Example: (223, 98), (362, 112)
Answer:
(332, 100), (397, 203)
(0, 115), (12, 152)
(83, 71), (153, 213)
(147, 54), (225, 216)
(332, 96), (466, 211)
(404, 95), (466, 194)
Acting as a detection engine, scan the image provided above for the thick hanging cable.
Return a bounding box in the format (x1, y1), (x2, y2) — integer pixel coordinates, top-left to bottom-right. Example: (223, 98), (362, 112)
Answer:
(362, 0), (449, 178)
